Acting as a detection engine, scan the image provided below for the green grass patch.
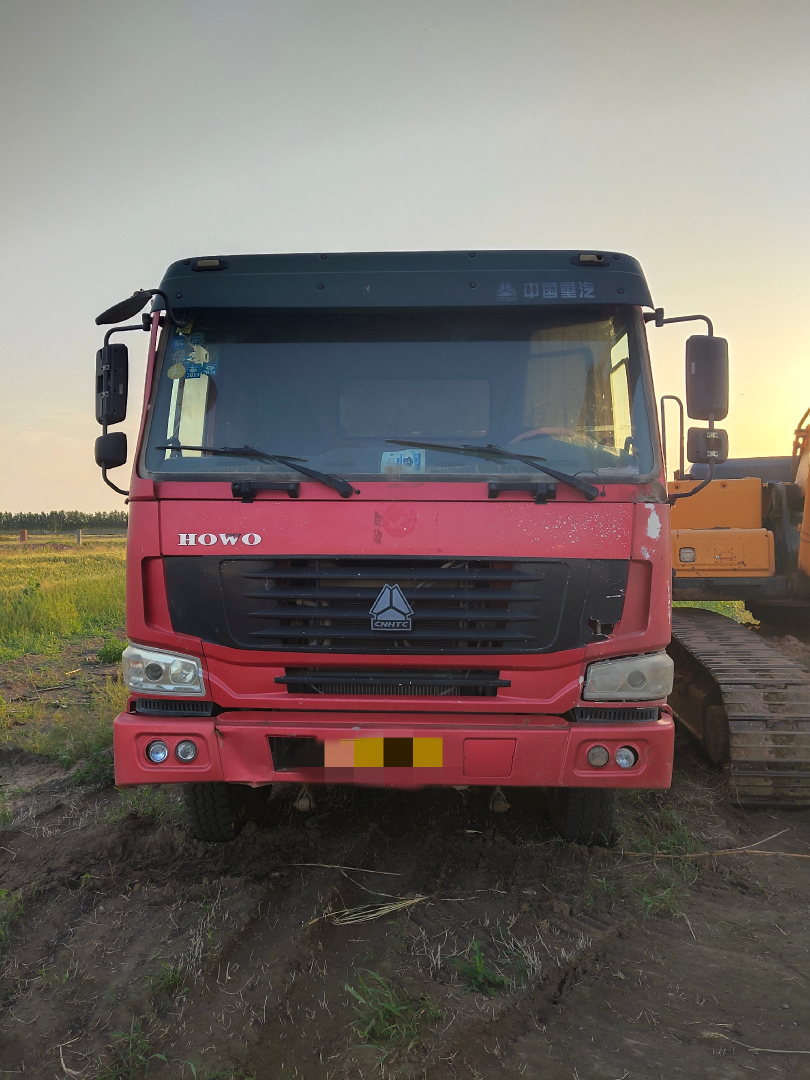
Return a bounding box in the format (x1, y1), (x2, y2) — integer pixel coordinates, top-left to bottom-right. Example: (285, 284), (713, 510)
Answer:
(0, 539), (126, 659)
(639, 879), (683, 918)
(673, 599), (757, 625)
(113, 785), (184, 827)
(0, 888), (23, 957)
(0, 675), (126, 768)
(345, 971), (441, 1059)
(454, 940), (511, 996)
(149, 958), (188, 1001)
(98, 636), (126, 664)
(619, 788), (708, 858)
(96, 1017), (165, 1080)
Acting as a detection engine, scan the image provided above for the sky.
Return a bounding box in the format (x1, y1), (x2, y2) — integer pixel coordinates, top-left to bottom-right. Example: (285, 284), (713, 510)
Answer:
(0, 0), (808, 511)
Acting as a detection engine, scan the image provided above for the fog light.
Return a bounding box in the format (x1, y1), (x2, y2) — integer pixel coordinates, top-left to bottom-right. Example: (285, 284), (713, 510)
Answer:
(679, 547), (696, 563)
(175, 739), (198, 762)
(615, 746), (638, 769)
(146, 740), (169, 764)
(586, 745), (610, 768)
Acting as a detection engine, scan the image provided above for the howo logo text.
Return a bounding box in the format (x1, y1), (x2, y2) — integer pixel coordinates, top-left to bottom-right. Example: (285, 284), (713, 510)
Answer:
(177, 533), (261, 547)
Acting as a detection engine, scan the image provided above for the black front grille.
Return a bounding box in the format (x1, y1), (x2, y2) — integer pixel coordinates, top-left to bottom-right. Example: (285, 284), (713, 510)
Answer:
(134, 698), (215, 716)
(164, 554), (628, 656)
(277, 669), (509, 696)
(573, 706), (659, 722)
(222, 556), (567, 653)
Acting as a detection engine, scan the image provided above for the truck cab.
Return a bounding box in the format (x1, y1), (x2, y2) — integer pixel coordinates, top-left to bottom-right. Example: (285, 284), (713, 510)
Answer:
(97, 250), (676, 842)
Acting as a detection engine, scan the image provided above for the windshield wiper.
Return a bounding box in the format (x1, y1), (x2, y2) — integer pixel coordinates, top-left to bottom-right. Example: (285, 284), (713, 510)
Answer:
(156, 443), (359, 498)
(385, 440), (600, 501)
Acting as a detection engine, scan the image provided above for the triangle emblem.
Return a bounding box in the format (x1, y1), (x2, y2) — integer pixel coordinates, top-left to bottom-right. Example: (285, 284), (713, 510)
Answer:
(369, 584), (414, 631)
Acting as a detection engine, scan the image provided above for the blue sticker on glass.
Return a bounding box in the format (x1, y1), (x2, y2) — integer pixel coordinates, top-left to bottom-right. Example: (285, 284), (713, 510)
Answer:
(189, 333), (205, 345)
(171, 337), (187, 350)
(183, 364), (202, 379)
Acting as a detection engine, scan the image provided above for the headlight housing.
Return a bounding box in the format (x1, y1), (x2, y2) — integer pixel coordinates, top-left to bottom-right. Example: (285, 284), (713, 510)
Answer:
(122, 644), (204, 695)
(583, 651), (674, 702)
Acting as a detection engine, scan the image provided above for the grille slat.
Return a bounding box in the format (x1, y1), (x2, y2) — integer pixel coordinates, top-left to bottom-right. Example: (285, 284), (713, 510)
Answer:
(249, 625), (533, 641)
(573, 706), (659, 723)
(134, 698), (215, 716)
(244, 587), (544, 602)
(243, 567), (533, 582)
(278, 669), (509, 697)
(246, 607), (538, 623)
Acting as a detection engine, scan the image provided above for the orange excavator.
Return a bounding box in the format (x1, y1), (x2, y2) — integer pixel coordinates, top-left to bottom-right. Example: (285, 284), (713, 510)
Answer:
(662, 403), (810, 806)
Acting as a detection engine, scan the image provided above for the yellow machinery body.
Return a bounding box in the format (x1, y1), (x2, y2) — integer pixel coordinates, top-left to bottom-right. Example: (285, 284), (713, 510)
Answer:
(668, 477), (774, 578)
(666, 412), (810, 807)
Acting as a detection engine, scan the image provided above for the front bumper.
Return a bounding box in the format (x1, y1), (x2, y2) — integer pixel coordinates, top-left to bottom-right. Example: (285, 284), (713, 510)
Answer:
(113, 708), (674, 789)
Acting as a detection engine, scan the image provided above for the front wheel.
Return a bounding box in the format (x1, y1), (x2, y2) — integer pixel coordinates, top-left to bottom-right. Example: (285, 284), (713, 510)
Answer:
(546, 787), (617, 845)
(183, 782), (258, 842)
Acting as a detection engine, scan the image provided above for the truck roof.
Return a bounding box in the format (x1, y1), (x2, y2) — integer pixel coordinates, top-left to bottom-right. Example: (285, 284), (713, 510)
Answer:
(156, 249), (653, 311)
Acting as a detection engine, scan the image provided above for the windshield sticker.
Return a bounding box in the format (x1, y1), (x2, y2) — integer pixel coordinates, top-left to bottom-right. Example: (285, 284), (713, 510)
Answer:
(380, 449), (425, 474)
(167, 362), (186, 380)
(171, 336), (187, 350)
(179, 321), (194, 335)
(181, 343), (218, 379)
(189, 333), (205, 345)
(497, 281), (517, 301)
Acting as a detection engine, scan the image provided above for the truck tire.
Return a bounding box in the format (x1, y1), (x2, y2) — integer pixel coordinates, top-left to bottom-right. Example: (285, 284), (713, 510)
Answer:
(183, 782), (248, 842)
(546, 787), (617, 845)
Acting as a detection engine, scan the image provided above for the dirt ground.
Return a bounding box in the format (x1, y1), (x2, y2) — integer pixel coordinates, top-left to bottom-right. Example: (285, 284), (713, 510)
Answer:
(2, 633), (810, 1078)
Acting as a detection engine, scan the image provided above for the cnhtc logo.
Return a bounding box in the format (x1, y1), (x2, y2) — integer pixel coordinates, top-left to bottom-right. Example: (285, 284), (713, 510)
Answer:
(369, 584), (414, 631)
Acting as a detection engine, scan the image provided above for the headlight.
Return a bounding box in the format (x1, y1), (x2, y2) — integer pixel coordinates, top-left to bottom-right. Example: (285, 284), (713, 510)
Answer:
(583, 651), (674, 702)
(122, 644), (204, 695)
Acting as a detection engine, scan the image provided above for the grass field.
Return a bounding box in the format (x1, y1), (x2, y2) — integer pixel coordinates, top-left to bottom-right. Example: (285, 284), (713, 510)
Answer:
(0, 536), (125, 660)
(0, 537), (127, 770)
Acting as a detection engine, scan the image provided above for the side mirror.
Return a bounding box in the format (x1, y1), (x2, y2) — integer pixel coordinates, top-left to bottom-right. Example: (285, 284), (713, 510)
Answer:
(685, 336), (728, 420)
(96, 344), (128, 425)
(95, 290), (154, 325)
(687, 426), (728, 465)
(95, 432), (128, 470)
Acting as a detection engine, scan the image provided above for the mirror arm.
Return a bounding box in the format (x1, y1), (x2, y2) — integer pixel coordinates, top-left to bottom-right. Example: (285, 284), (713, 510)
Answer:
(660, 395), (685, 479)
(644, 309), (714, 336)
(101, 467), (129, 498)
(103, 323), (148, 347)
(669, 460), (715, 504)
(148, 288), (187, 328)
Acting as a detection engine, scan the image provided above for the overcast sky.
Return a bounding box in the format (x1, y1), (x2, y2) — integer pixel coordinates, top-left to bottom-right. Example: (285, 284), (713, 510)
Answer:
(1, 0), (808, 511)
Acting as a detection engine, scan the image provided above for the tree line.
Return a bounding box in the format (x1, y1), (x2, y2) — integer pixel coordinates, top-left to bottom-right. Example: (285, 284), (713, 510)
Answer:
(0, 510), (128, 532)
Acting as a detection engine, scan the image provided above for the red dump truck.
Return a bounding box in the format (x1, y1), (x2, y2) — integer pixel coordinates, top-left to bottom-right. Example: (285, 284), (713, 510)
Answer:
(93, 250), (729, 842)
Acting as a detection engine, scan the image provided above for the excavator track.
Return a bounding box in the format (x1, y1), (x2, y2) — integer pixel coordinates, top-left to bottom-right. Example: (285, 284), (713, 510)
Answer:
(670, 608), (810, 807)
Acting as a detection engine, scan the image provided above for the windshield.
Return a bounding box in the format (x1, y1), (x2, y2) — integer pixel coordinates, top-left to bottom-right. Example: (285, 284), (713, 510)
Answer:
(142, 307), (655, 483)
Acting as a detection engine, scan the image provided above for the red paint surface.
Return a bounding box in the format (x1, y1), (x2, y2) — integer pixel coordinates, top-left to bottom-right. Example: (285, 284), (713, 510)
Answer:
(158, 494), (634, 559)
(114, 709), (674, 789)
(121, 470), (674, 792)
